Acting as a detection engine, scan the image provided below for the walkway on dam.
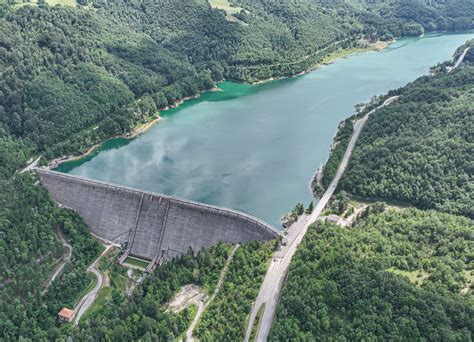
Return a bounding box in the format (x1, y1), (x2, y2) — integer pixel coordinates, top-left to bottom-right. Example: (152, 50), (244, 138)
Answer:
(244, 96), (399, 342)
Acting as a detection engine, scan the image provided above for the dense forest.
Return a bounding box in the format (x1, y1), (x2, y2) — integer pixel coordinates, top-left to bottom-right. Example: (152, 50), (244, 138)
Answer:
(0, 102), (104, 339)
(271, 206), (474, 340)
(340, 47), (474, 217)
(0, 173), (103, 339)
(70, 241), (274, 340)
(72, 244), (231, 340)
(195, 241), (275, 340)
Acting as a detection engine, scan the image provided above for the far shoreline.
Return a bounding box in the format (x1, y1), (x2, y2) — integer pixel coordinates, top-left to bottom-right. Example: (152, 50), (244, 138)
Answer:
(48, 38), (394, 171)
(248, 39), (394, 85)
(48, 87), (222, 170)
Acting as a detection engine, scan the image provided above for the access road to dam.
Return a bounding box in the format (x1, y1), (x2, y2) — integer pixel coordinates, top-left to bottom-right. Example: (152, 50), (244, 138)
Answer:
(244, 95), (399, 342)
(449, 47), (470, 72)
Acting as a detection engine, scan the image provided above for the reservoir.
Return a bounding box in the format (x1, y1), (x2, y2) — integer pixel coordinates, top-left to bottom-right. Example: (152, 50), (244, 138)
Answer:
(58, 32), (474, 228)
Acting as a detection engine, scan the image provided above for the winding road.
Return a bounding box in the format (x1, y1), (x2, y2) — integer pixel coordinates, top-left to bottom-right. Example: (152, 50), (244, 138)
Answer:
(237, 38), (351, 69)
(41, 228), (73, 296)
(73, 245), (112, 326)
(449, 47), (470, 72)
(244, 96), (399, 342)
(185, 244), (240, 342)
(20, 156), (41, 174)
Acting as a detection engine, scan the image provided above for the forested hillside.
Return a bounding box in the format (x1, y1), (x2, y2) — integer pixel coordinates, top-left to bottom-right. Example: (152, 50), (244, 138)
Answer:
(0, 4), (215, 158)
(70, 241), (274, 340)
(340, 45), (474, 217)
(0, 98), (104, 339)
(0, 173), (103, 339)
(195, 241), (275, 340)
(271, 207), (474, 340)
(72, 244), (232, 340)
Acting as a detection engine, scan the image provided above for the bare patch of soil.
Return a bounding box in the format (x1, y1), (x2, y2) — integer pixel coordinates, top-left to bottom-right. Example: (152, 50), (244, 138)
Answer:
(166, 284), (207, 313)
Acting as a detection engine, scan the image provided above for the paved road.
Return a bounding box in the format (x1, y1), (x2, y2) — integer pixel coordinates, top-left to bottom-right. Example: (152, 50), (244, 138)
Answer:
(41, 228), (73, 296)
(73, 245), (112, 326)
(186, 245), (240, 342)
(239, 38), (351, 69)
(20, 156), (41, 174)
(449, 47), (470, 72)
(244, 96), (399, 342)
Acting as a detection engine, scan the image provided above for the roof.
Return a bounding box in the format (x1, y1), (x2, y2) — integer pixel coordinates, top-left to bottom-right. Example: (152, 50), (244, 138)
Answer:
(327, 214), (340, 223)
(58, 308), (75, 319)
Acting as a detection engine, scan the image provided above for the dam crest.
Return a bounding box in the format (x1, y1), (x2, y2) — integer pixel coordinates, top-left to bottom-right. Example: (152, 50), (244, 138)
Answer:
(35, 169), (279, 265)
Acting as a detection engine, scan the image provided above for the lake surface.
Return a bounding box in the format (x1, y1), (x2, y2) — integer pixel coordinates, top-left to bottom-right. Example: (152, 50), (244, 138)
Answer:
(59, 32), (474, 227)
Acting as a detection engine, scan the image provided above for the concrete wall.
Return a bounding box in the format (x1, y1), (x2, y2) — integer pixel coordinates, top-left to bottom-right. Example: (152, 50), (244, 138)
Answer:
(36, 169), (279, 262)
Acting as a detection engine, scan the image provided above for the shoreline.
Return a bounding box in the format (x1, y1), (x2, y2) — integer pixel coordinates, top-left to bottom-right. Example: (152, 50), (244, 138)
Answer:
(249, 39), (394, 85)
(47, 41), (392, 170)
(48, 87), (222, 169)
(320, 39), (392, 65)
(309, 92), (390, 199)
(47, 116), (162, 169)
(48, 143), (103, 169)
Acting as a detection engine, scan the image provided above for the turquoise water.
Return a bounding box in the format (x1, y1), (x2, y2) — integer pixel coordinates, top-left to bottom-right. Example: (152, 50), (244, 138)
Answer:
(59, 32), (474, 227)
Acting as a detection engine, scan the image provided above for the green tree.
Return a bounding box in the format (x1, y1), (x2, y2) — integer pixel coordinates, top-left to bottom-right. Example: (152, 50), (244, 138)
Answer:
(306, 201), (314, 214)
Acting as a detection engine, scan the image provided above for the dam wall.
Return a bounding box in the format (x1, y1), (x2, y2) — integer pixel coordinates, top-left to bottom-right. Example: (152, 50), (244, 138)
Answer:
(36, 169), (279, 262)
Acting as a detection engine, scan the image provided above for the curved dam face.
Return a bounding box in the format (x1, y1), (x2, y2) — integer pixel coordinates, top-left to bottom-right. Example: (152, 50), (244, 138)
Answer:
(36, 169), (279, 263)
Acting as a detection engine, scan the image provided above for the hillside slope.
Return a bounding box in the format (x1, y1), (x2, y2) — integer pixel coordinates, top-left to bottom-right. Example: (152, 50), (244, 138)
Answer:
(271, 41), (474, 340)
(271, 208), (474, 340)
(341, 41), (474, 217)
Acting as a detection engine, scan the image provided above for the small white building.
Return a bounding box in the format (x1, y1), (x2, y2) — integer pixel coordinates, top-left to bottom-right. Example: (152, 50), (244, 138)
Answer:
(326, 214), (344, 226)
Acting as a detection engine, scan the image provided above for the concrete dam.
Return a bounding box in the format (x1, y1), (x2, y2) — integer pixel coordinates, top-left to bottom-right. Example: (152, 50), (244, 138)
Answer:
(36, 169), (279, 264)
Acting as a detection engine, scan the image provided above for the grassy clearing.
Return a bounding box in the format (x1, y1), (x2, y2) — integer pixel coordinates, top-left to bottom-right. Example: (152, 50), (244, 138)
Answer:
(387, 268), (429, 287)
(321, 47), (372, 65)
(172, 304), (199, 341)
(208, 0), (242, 15)
(463, 270), (474, 283)
(47, 0), (77, 6)
(81, 287), (112, 321)
(12, 0), (77, 7)
(461, 270), (473, 294)
(188, 303), (198, 320)
(387, 266), (473, 294)
(319, 40), (389, 65)
(123, 256), (149, 269)
(12, 0), (37, 9)
(349, 197), (411, 210)
(98, 247), (118, 271)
